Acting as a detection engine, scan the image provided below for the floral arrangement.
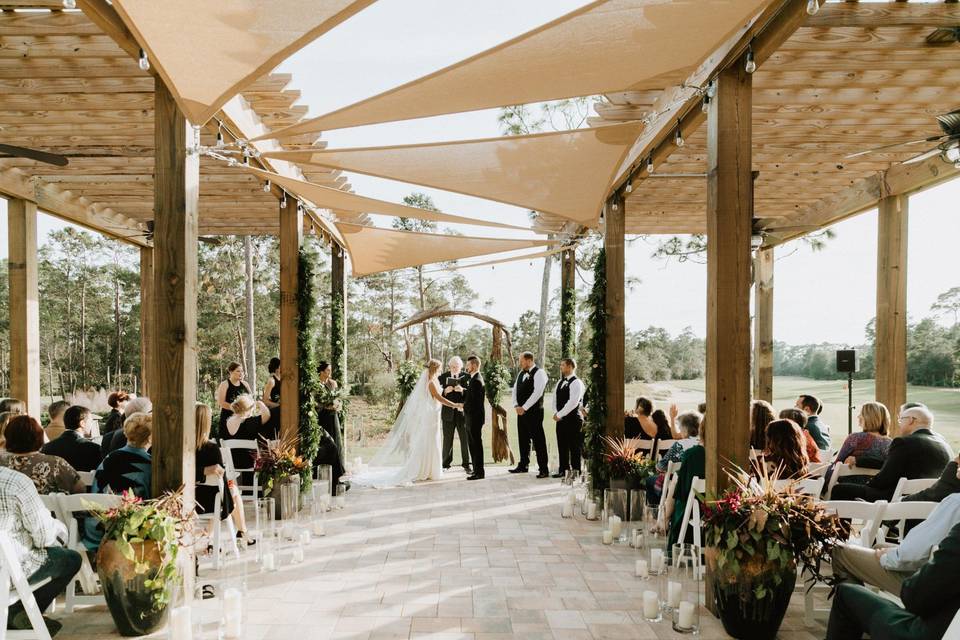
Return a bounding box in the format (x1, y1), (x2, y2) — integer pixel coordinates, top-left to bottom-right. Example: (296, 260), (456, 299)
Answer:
(255, 435), (310, 497)
(317, 382), (348, 413)
(93, 490), (193, 612)
(482, 360), (511, 406)
(703, 465), (847, 600)
(602, 435), (656, 483)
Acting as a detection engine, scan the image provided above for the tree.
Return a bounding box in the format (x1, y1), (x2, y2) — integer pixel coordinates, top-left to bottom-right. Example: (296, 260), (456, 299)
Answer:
(394, 194), (440, 360)
(931, 286), (960, 324)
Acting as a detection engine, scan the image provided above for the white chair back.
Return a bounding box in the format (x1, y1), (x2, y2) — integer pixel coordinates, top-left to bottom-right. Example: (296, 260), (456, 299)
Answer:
(878, 501), (939, 545)
(824, 500), (887, 547)
(825, 462), (881, 499)
(634, 440), (654, 457)
(0, 531), (53, 640)
(77, 471), (94, 490)
(806, 461), (830, 478)
(772, 477), (824, 496)
(890, 477), (937, 503)
(56, 493), (121, 612)
(196, 475), (239, 570)
(221, 439), (260, 498)
(655, 439), (677, 460)
(676, 477), (705, 549)
(944, 606), (960, 640)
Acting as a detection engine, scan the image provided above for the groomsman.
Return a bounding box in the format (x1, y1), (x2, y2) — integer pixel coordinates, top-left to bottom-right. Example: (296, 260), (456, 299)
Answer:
(439, 356), (471, 473)
(552, 358), (584, 478)
(510, 351), (550, 478)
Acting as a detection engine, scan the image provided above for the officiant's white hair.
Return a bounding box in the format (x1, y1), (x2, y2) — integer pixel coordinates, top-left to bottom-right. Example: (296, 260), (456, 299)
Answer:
(448, 356), (463, 368)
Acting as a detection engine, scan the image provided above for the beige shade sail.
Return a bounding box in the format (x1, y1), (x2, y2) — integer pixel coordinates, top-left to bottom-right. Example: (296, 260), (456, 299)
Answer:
(423, 245), (570, 274)
(336, 222), (554, 277)
(252, 0), (771, 139)
(262, 122), (642, 226)
(243, 168), (534, 232)
(112, 0), (374, 125)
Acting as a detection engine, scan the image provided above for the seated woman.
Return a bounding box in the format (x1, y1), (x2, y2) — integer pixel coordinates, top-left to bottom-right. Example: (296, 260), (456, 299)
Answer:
(221, 394), (273, 479)
(750, 400), (775, 453)
(624, 397), (659, 440)
(760, 419), (809, 479)
(102, 391), (129, 435)
(0, 415), (84, 494)
(650, 409), (673, 441)
(645, 411), (701, 506)
(100, 395), (152, 456)
(828, 401), (893, 487)
(194, 403), (251, 546)
(665, 421), (706, 550)
(779, 407), (821, 463)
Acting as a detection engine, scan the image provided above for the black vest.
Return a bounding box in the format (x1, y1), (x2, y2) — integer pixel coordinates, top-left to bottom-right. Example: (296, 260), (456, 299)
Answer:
(516, 366), (543, 409)
(555, 375), (578, 414)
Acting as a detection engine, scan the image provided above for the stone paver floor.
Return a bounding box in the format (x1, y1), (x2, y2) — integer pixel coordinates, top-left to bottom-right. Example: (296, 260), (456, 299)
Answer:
(54, 466), (827, 639)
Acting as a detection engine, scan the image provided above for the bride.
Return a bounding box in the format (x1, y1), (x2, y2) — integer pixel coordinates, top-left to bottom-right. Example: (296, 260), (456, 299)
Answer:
(353, 359), (463, 487)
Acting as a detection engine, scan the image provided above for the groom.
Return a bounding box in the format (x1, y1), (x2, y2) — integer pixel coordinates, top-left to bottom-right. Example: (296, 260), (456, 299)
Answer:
(463, 355), (486, 481)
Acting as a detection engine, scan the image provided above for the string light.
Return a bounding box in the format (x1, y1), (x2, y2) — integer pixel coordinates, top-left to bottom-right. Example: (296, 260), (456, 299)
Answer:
(138, 48), (150, 72)
(242, 156), (249, 166)
(612, 201), (619, 211)
(701, 94), (711, 113)
(744, 45), (757, 74)
(706, 80), (717, 99)
(806, 0), (820, 16)
(263, 180), (271, 193)
(625, 181), (633, 194)
(62, 0), (76, 8)
(646, 156), (654, 174)
(280, 192), (287, 208)
(674, 120), (685, 147)
(215, 123), (224, 147)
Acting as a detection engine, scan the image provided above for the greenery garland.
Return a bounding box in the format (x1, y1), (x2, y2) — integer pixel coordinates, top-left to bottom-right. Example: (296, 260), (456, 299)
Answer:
(482, 360), (511, 406)
(297, 242), (322, 490)
(331, 290), (346, 386)
(394, 359), (420, 418)
(560, 285), (577, 359)
(584, 249), (608, 493)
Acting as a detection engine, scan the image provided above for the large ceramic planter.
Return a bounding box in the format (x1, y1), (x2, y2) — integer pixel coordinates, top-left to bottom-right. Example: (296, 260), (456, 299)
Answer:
(706, 545), (797, 640)
(96, 539), (173, 637)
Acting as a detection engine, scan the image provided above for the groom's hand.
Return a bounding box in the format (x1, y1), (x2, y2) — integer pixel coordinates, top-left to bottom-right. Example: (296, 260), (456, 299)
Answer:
(444, 386), (453, 394)
(516, 407), (525, 416)
(552, 414), (559, 422)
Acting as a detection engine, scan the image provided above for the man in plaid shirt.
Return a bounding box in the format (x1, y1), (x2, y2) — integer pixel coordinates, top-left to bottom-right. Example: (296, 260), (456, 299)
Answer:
(0, 466), (80, 635)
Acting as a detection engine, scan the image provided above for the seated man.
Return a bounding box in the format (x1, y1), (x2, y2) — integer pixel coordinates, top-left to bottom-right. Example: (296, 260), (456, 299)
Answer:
(41, 405), (103, 472)
(795, 394), (831, 450)
(0, 465), (82, 636)
(43, 400), (69, 443)
(832, 490), (960, 594)
(905, 455), (960, 503)
(826, 521), (960, 640)
(832, 406), (953, 502)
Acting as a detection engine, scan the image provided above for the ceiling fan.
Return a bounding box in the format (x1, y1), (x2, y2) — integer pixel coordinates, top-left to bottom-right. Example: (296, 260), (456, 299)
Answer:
(0, 143), (69, 166)
(111, 220), (222, 245)
(844, 108), (960, 167)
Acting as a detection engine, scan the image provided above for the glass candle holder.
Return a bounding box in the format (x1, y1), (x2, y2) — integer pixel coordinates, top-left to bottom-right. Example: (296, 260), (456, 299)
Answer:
(641, 581), (662, 622)
(641, 504), (666, 553)
(335, 483), (347, 509)
(626, 489), (645, 548)
(671, 543), (701, 634)
(603, 488), (628, 543)
(560, 493), (574, 519)
(585, 498), (599, 521)
(315, 464), (333, 498)
(255, 497), (275, 537)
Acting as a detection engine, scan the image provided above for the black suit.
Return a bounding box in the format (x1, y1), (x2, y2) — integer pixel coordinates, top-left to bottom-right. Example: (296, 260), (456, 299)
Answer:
(826, 521), (960, 640)
(832, 429), (954, 502)
(438, 371), (470, 469)
(463, 372), (485, 478)
(42, 429), (103, 472)
(905, 461), (960, 503)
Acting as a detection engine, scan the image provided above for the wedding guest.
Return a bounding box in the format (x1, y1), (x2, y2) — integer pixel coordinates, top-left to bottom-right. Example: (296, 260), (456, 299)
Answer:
(194, 404), (250, 544)
(510, 352), (550, 478)
(651, 409), (673, 441)
(697, 401), (707, 415)
(0, 415), (84, 494)
(904, 454), (960, 503)
(43, 400), (70, 442)
(42, 405), (103, 472)
(216, 362), (251, 436)
(101, 396), (152, 455)
(760, 419), (809, 479)
(666, 421), (705, 549)
(0, 411), (14, 450)
(825, 402), (893, 487)
(832, 406), (953, 502)
(624, 397), (658, 440)
(552, 358), (584, 477)
(750, 400), (775, 451)
(102, 391), (129, 434)
(779, 408), (821, 463)
(795, 394), (831, 450)
(221, 395), (273, 473)
(317, 361), (346, 484)
(826, 521), (960, 640)
(647, 411), (701, 505)
(262, 358), (281, 409)
(0, 465), (81, 637)
(0, 398), (24, 415)
(439, 356), (470, 473)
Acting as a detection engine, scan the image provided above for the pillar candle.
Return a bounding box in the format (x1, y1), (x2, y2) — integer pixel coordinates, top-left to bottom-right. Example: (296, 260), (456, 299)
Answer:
(561, 502), (573, 518)
(634, 559), (648, 578)
(678, 601), (696, 629)
(167, 605), (192, 640)
(262, 551), (276, 572)
(668, 581), (682, 608)
(566, 491), (577, 505)
(299, 529), (311, 546)
(292, 545), (305, 563)
(650, 548), (664, 573)
(609, 516), (622, 538)
(312, 519), (326, 536)
(642, 590), (659, 619)
(587, 501), (597, 520)
(602, 530), (613, 545)
(222, 587), (243, 639)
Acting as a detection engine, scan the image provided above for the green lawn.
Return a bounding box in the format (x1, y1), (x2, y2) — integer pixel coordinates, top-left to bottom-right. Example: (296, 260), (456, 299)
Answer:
(344, 376), (960, 465)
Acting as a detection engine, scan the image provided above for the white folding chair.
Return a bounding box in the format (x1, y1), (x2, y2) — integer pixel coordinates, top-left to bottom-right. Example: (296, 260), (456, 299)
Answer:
(806, 461), (831, 478)
(657, 467), (681, 532)
(804, 500), (888, 626)
(0, 531), (53, 640)
(76, 471), (94, 490)
(654, 439), (676, 462)
(876, 501), (938, 546)
(634, 440), (654, 459)
(220, 440), (260, 499)
(676, 477), (705, 550)
(890, 477), (937, 504)
(944, 607), (960, 639)
(196, 475), (239, 571)
(56, 493), (121, 613)
(824, 462), (881, 499)
(772, 477), (824, 496)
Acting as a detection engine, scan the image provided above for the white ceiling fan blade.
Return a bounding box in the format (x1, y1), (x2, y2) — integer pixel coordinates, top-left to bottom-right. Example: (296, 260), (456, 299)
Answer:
(902, 148), (941, 165)
(844, 136), (944, 160)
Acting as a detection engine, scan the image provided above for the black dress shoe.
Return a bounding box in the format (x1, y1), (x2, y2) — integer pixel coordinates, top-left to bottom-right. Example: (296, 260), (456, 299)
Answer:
(467, 474), (484, 481)
(551, 472), (565, 478)
(536, 471), (550, 479)
(508, 466), (528, 474)
(463, 465), (473, 474)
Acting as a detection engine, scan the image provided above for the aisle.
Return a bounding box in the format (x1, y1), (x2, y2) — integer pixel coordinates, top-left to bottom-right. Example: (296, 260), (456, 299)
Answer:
(56, 467), (825, 639)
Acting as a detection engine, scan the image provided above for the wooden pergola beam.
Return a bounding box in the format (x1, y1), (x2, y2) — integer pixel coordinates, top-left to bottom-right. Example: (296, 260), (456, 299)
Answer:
(139, 246), (154, 397)
(805, 2), (960, 28)
(753, 247), (774, 403)
(7, 197), (41, 417)
(876, 194), (909, 429)
(603, 194), (626, 439)
(279, 196), (302, 444)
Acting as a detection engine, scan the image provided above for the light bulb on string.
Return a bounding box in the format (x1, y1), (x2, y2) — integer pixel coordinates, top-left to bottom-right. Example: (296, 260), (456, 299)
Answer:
(744, 46), (757, 74)
(625, 181), (633, 194)
(806, 0), (820, 16)
(706, 80), (717, 99)
(263, 180), (271, 193)
(675, 121), (685, 148)
(242, 156), (249, 166)
(215, 124), (224, 147)
(62, 0), (76, 8)
(646, 157), (654, 174)
(138, 48), (150, 72)
(612, 201), (619, 212)
(280, 192), (287, 208)
(701, 94), (711, 113)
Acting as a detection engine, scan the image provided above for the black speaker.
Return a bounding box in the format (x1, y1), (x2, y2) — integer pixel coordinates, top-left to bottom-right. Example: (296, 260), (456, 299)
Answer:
(837, 349), (859, 373)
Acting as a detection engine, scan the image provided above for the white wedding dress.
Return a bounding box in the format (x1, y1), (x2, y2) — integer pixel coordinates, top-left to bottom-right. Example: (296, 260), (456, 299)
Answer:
(352, 371), (444, 488)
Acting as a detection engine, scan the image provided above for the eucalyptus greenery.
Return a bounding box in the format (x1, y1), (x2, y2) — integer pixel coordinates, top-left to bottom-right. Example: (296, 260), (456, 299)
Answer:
(297, 242), (322, 489)
(560, 285), (576, 359)
(331, 290), (346, 386)
(584, 249), (608, 492)
(394, 359), (420, 417)
(482, 360), (511, 406)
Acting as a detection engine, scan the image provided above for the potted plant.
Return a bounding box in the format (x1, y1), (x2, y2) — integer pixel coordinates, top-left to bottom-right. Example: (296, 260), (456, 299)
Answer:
(255, 434), (309, 519)
(94, 490), (193, 637)
(603, 436), (656, 490)
(702, 466), (845, 640)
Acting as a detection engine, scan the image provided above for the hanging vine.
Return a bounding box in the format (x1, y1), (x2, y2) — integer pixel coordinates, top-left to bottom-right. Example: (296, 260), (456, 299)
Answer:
(560, 285), (577, 358)
(584, 249), (608, 492)
(331, 290), (345, 385)
(297, 240), (322, 489)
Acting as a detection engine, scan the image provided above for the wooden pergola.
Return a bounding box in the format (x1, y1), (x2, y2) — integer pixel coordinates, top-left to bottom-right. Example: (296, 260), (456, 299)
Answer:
(0, 2), (361, 501)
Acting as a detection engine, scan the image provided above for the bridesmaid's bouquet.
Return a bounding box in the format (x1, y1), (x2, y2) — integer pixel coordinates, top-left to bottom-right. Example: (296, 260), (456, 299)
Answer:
(317, 384), (347, 412)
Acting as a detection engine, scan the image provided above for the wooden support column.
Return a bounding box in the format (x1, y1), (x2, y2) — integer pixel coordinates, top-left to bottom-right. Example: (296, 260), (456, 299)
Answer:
(560, 247), (577, 358)
(753, 247), (774, 403)
(875, 194), (908, 428)
(279, 197), (302, 444)
(331, 243), (346, 385)
(705, 60), (753, 498)
(604, 195), (625, 438)
(7, 198), (41, 417)
(151, 79), (198, 507)
(139, 246), (154, 397)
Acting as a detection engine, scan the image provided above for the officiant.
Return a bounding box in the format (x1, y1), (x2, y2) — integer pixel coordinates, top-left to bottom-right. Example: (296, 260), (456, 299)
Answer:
(439, 356), (471, 473)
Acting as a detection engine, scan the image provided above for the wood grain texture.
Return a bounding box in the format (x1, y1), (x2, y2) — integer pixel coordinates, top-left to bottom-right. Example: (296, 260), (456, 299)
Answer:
(331, 242), (347, 384)
(603, 194), (625, 439)
(139, 246), (154, 397)
(875, 194), (908, 432)
(7, 198), (41, 417)
(279, 197), (302, 445)
(753, 247), (774, 403)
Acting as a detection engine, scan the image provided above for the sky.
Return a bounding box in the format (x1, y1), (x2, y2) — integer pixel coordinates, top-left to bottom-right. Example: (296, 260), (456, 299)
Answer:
(2, 0), (958, 346)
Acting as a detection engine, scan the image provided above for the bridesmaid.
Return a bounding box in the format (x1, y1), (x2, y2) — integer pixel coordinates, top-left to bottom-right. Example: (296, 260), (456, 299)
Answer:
(262, 358), (281, 409)
(317, 361), (346, 490)
(215, 362), (250, 435)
